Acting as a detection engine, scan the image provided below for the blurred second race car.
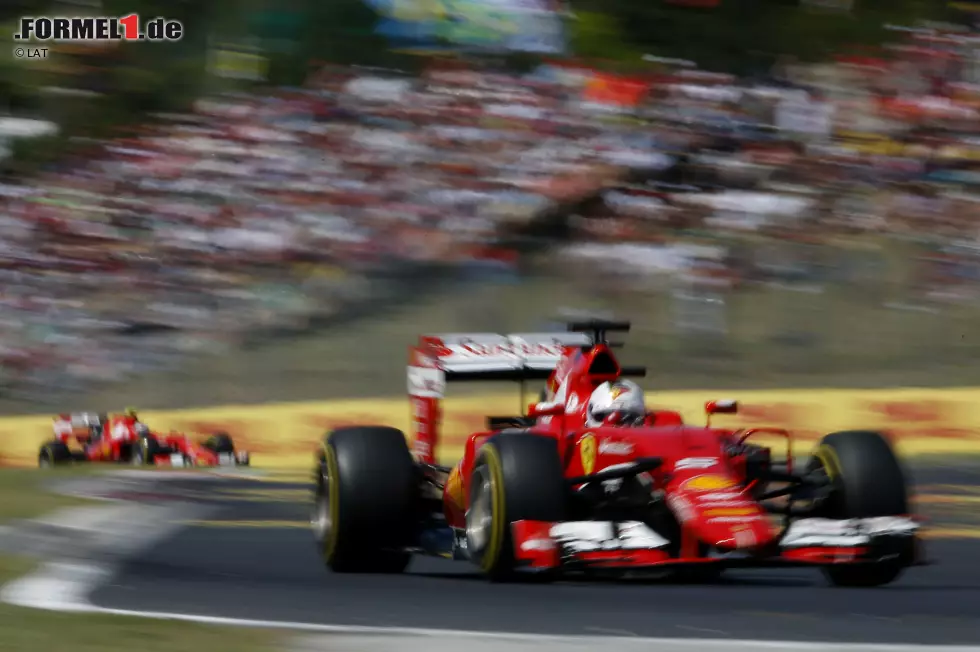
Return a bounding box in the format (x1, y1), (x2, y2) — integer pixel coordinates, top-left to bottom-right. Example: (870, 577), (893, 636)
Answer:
(39, 408), (250, 468)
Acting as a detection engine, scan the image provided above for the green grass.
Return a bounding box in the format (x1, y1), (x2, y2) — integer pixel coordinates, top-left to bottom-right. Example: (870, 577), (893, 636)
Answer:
(0, 469), (102, 523)
(0, 469), (282, 652)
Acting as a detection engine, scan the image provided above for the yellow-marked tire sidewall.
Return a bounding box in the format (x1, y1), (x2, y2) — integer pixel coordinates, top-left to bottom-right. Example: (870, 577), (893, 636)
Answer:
(474, 444), (507, 574)
(813, 444), (842, 480)
(320, 443), (341, 561)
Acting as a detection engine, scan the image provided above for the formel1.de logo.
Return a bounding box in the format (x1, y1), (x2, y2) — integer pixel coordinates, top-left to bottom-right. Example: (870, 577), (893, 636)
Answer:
(14, 14), (183, 42)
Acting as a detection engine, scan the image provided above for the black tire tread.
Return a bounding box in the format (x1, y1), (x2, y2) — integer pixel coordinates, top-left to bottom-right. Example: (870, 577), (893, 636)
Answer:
(317, 426), (417, 573)
(39, 441), (72, 466)
(810, 430), (914, 588)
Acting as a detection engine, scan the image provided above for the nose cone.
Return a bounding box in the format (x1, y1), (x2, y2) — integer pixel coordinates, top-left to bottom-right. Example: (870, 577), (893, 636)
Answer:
(667, 472), (776, 551)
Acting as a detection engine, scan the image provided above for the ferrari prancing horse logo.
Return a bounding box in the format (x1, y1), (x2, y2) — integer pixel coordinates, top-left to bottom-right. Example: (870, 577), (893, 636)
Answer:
(579, 433), (597, 475)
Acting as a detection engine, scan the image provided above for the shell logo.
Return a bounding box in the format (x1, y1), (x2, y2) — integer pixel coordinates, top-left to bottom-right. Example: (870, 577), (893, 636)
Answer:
(682, 474), (736, 492)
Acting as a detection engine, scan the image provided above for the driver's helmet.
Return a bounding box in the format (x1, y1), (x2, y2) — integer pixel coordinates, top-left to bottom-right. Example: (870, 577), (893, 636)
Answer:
(585, 379), (646, 427)
(124, 406), (138, 419)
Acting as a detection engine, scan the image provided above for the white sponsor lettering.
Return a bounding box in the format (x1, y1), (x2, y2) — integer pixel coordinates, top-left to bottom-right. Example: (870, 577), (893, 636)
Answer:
(520, 538), (556, 552)
(169, 453), (185, 467)
(708, 515), (764, 524)
(459, 341), (559, 358)
(780, 517), (919, 548)
(599, 440), (634, 456)
(668, 494), (695, 523)
(676, 457), (718, 470)
(550, 520), (669, 552)
(111, 422), (129, 441)
(618, 521), (671, 549)
(432, 333), (590, 373)
(698, 492), (742, 501)
(407, 366), (446, 398)
(413, 440), (432, 458)
(697, 498), (747, 507)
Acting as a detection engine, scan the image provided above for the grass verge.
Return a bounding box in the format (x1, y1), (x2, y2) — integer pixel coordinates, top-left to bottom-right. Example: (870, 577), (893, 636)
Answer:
(0, 468), (282, 652)
(0, 468), (103, 523)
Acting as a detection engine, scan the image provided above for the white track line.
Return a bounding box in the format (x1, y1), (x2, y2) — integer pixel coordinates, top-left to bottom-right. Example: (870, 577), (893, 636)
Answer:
(3, 560), (980, 651)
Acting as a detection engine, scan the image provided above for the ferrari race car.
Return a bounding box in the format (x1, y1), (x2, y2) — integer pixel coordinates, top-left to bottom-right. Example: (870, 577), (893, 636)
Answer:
(312, 320), (923, 585)
(39, 411), (250, 468)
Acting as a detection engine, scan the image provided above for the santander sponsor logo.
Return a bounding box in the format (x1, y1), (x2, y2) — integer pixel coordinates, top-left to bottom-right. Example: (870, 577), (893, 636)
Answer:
(455, 341), (561, 358)
(429, 343), (454, 357)
(599, 440), (634, 456)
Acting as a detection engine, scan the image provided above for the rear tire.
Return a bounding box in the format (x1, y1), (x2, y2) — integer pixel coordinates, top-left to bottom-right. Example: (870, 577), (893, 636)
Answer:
(312, 426), (418, 573)
(205, 432), (235, 453)
(38, 441), (72, 468)
(807, 430), (914, 587)
(466, 432), (567, 582)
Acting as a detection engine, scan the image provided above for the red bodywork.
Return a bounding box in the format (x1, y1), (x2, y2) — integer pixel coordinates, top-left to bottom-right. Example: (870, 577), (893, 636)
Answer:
(51, 413), (243, 467)
(407, 330), (921, 573)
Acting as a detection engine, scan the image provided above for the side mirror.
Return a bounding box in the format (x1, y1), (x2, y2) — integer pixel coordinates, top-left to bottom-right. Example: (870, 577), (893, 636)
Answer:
(527, 402), (564, 418)
(705, 399), (738, 415)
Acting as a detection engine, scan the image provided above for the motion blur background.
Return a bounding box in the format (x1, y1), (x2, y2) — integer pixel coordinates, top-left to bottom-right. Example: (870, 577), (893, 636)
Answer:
(3, 0), (980, 411)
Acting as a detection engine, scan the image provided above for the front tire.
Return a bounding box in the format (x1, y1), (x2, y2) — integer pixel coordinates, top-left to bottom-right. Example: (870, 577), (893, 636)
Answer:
(132, 436), (162, 466)
(312, 426), (418, 573)
(466, 432), (567, 582)
(807, 430), (914, 587)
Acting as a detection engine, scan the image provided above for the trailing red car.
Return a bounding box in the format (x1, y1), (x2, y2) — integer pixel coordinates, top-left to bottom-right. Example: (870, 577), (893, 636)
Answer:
(312, 319), (924, 585)
(40, 409), (250, 468)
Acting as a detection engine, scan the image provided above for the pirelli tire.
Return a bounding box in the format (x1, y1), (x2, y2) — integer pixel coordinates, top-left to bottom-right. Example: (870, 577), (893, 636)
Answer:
(313, 426), (418, 573)
(38, 441), (72, 468)
(466, 432), (568, 582)
(807, 430), (916, 587)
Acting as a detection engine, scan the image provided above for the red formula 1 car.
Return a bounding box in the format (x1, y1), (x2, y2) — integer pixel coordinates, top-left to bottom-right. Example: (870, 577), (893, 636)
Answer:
(39, 410), (250, 469)
(312, 320), (923, 585)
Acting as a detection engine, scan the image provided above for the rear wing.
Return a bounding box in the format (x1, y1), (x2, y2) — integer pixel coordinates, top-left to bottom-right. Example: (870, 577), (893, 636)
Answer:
(408, 331), (646, 398)
(424, 332), (588, 375)
(405, 322), (647, 464)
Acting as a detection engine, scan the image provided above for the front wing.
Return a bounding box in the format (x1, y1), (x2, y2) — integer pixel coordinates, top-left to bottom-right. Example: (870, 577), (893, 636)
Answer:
(512, 517), (923, 572)
(150, 451), (251, 468)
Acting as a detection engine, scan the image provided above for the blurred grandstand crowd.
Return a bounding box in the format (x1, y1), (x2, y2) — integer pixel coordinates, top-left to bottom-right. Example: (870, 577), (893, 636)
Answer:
(2, 22), (980, 403)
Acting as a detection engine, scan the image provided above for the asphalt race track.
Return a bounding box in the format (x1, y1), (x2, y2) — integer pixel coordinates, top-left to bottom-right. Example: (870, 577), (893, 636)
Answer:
(86, 464), (980, 645)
